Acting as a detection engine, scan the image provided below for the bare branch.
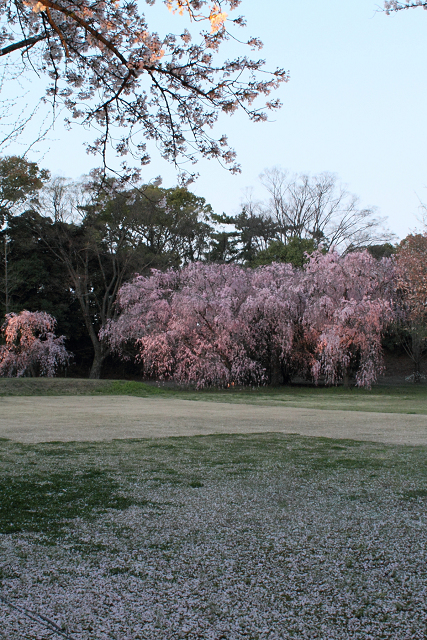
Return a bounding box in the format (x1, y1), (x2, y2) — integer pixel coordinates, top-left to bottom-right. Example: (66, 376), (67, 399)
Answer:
(0, 34), (48, 56)
(257, 168), (394, 251)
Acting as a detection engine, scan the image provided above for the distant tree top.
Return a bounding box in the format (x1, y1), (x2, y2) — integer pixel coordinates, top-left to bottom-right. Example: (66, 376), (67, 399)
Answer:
(0, 156), (50, 224)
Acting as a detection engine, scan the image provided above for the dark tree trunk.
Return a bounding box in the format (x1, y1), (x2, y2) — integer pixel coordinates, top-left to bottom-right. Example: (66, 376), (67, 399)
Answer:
(411, 331), (422, 383)
(79, 306), (110, 379)
(343, 368), (350, 388)
(270, 349), (282, 386)
(89, 353), (104, 379)
(88, 340), (109, 379)
(281, 361), (293, 385)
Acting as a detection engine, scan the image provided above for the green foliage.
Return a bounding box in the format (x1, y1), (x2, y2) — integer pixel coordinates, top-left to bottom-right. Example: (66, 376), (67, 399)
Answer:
(0, 211), (79, 323)
(0, 156), (49, 223)
(0, 211), (87, 368)
(90, 184), (215, 269)
(206, 215), (318, 267)
(207, 213), (240, 263)
(366, 243), (397, 259)
(234, 208), (279, 264)
(252, 237), (317, 267)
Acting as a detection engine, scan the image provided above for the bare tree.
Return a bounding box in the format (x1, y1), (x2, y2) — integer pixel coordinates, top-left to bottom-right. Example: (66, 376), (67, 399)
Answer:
(257, 168), (394, 252)
(31, 178), (151, 377)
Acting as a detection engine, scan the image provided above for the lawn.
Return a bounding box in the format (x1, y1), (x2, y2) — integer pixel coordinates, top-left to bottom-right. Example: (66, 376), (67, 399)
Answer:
(1, 433), (427, 639)
(0, 377), (427, 414)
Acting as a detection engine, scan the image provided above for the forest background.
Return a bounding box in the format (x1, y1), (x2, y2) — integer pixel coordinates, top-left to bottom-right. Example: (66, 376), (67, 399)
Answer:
(0, 154), (425, 385)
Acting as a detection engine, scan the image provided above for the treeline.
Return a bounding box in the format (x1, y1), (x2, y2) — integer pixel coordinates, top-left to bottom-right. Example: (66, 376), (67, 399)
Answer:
(0, 156), (405, 381)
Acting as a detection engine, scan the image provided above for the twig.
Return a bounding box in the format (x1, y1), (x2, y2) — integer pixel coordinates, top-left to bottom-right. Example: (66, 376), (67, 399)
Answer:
(0, 594), (77, 640)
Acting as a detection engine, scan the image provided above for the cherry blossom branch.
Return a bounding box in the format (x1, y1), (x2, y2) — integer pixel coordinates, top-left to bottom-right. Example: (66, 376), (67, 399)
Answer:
(384, 1), (427, 12)
(0, 33), (49, 56)
(1, 0), (287, 174)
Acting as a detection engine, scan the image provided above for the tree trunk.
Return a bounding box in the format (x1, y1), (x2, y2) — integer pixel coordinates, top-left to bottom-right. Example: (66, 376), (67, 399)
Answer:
(4, 233), (9, 314)
(343, 368), (350, 389)
(89, 345), (107, 379)
(411, 330), (422, 383)
(270, 349), (282, 386)
(281, 361), (293, 385)
(76, 299), (110, 379)
(81, 313), (109, 379)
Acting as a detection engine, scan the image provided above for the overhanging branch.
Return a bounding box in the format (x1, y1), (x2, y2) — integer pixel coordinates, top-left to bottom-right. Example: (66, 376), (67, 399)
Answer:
(0, 34), (49, 57)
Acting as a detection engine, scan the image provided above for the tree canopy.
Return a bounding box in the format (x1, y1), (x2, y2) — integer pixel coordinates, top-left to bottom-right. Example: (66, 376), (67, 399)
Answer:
(1, 1), (287, 178)
(23, 177), (218, 377)
(102, 251), (396, 389)
(0, 310), (70, 377)
(250, 168), (394, 252)
(0, 155), (418, 383)
(395, 233), (427, 381)
(0, 156), (49, 224)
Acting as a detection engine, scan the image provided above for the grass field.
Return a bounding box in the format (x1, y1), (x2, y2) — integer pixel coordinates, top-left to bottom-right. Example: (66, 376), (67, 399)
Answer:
(0, 377), (427, 414)
(1, 433), (427, 639)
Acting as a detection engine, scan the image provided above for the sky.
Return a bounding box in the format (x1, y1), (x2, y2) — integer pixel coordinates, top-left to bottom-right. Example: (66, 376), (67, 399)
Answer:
(4, 0), (427, 240)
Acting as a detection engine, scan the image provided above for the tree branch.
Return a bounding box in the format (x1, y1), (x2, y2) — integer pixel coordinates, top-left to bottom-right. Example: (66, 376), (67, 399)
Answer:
(0, 594), (77, 640)
(0, 34), (48, 57)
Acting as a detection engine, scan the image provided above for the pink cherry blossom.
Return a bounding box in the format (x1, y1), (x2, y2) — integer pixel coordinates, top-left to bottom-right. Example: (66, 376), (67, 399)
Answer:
(101, 251), (396, 388)
(0, 311), (71, 377)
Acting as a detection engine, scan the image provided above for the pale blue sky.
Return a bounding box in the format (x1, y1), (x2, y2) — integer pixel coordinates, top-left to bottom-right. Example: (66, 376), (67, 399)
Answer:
(6, 1), (427, 240)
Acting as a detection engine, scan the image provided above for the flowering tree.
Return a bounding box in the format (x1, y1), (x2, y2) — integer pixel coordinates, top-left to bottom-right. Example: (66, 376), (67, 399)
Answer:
(1, 1), (287, 178)
(102, 252), (395, 388)
(384, 2), (427, 12)
(302, 250), (395, 388)
(395, 234), (427, 382)
(101, 263), (265, 387)
(0, 310), (71, 377)
(245, 263), (310, 384)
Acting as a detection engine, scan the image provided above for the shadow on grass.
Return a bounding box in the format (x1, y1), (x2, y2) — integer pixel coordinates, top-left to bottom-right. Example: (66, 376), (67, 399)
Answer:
(0, 468), (138, 535)
(2, 433), (427, 538)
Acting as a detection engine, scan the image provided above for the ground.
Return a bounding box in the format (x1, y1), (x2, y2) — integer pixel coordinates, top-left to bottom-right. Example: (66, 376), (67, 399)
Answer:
(1, 380), (427, 639)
